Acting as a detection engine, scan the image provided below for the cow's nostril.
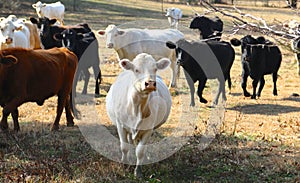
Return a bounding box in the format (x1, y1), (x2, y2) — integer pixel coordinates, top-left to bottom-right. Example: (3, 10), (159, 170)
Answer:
(145, 82), (149, 87)
(153, 82), (156, 87)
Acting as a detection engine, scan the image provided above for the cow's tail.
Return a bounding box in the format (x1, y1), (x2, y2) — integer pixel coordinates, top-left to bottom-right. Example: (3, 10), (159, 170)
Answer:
(70, 91), (81, 120)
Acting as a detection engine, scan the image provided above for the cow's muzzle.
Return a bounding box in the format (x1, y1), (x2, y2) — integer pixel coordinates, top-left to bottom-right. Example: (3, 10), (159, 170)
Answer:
(5, 37), (13, 44)
(144, 80), (156, 92)
(107, 43), (113, 48)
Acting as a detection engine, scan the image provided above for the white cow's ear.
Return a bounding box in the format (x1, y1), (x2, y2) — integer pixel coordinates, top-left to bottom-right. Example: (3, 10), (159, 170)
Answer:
(120, 59), (134, 70)
(15, 26), (23, 31)
(156, 58), (170, 70)
(32, 4), (37, 8)
(118, 30), (125, 35)
(42, 3), (47, 7)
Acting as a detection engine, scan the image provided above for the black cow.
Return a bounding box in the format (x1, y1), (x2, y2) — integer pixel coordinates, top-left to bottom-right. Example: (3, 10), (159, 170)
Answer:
(30, 17), (91, 49)
(30, 17), (101, 96)
(166, 39), (235, 106)
(231, 35), (282, 99)
(54, 29), (101, 96)
(189, 16), (223, 41)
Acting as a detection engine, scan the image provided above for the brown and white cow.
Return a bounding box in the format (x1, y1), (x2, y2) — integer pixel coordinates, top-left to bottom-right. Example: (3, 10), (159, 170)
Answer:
(0, 47), (77, 131)
(106, 53), (172, 178)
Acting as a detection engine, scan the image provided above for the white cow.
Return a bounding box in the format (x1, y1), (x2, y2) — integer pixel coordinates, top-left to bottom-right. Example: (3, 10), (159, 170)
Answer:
(0, 19), (30, 49)
(98, 24), (184, 87)
(2, 15), (41, 49)
(165, 7), (182, 29)
(32, 1), (65, 25)
(106, 53), (172, 178)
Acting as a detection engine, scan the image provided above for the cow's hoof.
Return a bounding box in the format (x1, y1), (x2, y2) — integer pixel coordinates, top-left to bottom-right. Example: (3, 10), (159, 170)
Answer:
(244, 92), (251, 97)
(251, 95), (256, 99)
(67, 122), (75, 127)
(0, 124), (8, 131)
(13, 127), (20, 132)
(134, 167), (143, 179)
(200, 98), (208, 104)
(94, 93), (101, 98)
(51, 125), (59, 131)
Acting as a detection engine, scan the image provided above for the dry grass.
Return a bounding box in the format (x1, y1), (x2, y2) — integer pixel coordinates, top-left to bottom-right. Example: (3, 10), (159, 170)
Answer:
(0, 0), (300, 182)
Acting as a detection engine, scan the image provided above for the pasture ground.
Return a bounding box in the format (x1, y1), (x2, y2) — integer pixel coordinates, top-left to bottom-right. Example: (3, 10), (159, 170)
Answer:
(0, 0), (299, 182)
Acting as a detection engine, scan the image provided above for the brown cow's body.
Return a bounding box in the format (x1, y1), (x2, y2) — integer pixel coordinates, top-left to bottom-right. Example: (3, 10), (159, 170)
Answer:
(0, 47), (77, 131)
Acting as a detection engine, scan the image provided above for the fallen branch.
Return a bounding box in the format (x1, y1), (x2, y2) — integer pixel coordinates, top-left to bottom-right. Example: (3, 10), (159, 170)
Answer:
(199, 0), (298, 40)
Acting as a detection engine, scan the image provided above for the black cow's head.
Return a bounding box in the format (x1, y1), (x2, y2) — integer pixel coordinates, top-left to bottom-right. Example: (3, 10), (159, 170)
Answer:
(166, 39), (190, 66)
(30, 17), (57, 38)
(189, 16), (223, 40)
(54, 29), (96, 58)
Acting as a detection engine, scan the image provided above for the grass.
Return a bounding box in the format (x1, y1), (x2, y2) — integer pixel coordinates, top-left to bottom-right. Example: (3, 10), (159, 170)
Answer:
(0, 0), (300, 182)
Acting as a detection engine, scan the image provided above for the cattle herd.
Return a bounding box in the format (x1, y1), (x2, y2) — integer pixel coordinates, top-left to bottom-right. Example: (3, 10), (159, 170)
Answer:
(0, 1), (297, 178)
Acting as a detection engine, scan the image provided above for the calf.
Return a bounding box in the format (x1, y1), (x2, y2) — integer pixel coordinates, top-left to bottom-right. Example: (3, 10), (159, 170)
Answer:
(54, 29), (101, 96)
(0, 47), (77, 131)
(189, 16), (223, 41)
(166, 39), (235, 106)
(165, 7), (182, 29)
(106, 53), (172, 178)
(32, 1), (65, 25)
(231, 35), (282, 99)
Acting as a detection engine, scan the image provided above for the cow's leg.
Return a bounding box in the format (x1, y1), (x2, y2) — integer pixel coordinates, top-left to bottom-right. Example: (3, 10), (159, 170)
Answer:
(117, 124), (129, 163)
(213, 78), (226, 105)
(257, 76), (265, 98)
(51, 95), (66, 131)
(241, 63), (251, 97)
(297, 53), (300, 75)
(64, 95), (74, 127)
(0, 99), (22, 131)
(198, 78), (208, 104)
(272, 73), (278, 96)
(135, 130), (152, 178)
(183, 70), (195, 106)
(251, 79), (259, 99)
(81, 68), (90, 95)
(170, 55), (178, 88)
(11, 108), (20, 131)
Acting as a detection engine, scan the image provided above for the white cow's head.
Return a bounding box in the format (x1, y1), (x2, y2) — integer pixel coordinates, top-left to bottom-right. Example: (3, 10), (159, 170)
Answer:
(32, 1), (47, 17)
(165, 7), (175, 17)
(98, 24), (125, 49)
(120, 53), (170, 94)
(0, 20), (22, 47)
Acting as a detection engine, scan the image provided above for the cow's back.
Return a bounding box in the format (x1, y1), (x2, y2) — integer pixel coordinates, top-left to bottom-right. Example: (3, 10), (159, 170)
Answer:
(118, 29), (184, 60)
(207, 41), (235, 73)
(0, 48), (77, 104)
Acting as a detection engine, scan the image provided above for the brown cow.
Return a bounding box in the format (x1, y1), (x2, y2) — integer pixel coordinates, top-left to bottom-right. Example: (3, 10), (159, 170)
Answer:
(0, 47), (77, 131)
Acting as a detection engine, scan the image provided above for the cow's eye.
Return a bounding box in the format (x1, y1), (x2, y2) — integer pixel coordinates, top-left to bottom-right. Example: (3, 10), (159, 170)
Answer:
(135, 69), (140, 73)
